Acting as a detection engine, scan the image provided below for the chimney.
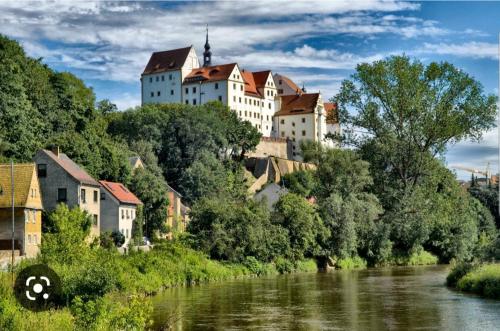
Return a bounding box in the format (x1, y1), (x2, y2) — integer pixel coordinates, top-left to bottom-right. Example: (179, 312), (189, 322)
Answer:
(51, 145), (60, 158)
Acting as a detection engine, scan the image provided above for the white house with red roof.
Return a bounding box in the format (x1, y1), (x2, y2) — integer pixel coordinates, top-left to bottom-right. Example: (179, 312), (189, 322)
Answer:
(99, 180), (142, 247)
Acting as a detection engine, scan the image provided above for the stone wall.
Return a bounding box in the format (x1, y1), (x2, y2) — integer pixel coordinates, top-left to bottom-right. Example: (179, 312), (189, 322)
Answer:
(247, 137), (291, 159)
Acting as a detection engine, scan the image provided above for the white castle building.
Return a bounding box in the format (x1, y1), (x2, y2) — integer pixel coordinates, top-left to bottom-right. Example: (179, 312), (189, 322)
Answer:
(141, 31), (339, 160)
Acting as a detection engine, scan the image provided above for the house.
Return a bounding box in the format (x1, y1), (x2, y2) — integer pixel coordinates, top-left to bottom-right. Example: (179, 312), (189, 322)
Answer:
(33, 147), (101, 238)
(128, 156), (144, 172)
(166, 185), (190, 238)
(0, 163), (43, 258)
(99, 180), (142, 247)
(273, 93), (329, 160)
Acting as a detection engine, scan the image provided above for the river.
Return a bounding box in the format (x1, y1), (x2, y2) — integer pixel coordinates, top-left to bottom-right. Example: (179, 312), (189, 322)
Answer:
(151, 265), (500, 330)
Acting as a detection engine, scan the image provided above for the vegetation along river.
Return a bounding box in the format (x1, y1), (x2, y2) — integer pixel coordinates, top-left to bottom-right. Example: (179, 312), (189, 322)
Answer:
(151, 265), (500, 330)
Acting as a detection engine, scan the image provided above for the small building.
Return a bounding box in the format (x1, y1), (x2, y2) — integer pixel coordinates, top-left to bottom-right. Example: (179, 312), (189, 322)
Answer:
(273, 93), (328, 160)
(34, 147), (101, 238)
(128, 156), (144, 172)
(166, 185), (190, 238)
(99, 180), (142, 247)
(0, 163), (43, 258)
(324, 102), (341, 148)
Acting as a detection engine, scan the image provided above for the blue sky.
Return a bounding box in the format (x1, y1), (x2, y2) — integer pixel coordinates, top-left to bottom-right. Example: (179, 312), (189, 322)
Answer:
(1, 1), (498, 179)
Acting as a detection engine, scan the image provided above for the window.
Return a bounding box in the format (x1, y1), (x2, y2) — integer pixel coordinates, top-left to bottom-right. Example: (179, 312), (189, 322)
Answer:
(302, 118), (306, 123)
(292, 122), (295, 127)
(239, 111), (242, 116)
(100, 192), (106, 200)
(239, 97), (242, 103)
(185, 100), (189, 104)
(233, 83), (236, 90)
(244, 111), (247, 117)
(81, 189), (86, 203)
(161, 75), (164, 81)
(281, 131), (285, 137)
(170, 90), (174, 95)
(193, 99), (197, 105)
(244, 98), (247, 104)
(280, 119), (285, 124)
(149, 77), (152, 83)
(302, 130), (306, 136)
(122, 209), (125, 219)
(293, 152), (296, 156)
(279, 79), (282, 84)
(32, 210), (36, 224)
(150, 92), (154, 97)
(126, 229), (129, 238)
(218, 96), (222, 101)
(266, 125), (268, 130)
(292, 130), (295, 136)
(292, 138), (296, 142)
(156, 76), (159, 82)
(240, 85), (243, 91)
(278, 89), (283, 94)
(233, 96), (236, 102)
(126, 210), (130, 219)
(34, 234), (38, 244)
(267, 90), (269, 96)
(267, 115), (269, 121)
(185, 87), (188, 94)
(93, 215), (98, 226)
(57, 188), (67, 202)
(37, 164), (47, 177)
(157, 91), (161, 96)
(28, 234), (32, 244)
(192, 87), (196, 93)
(268, 103), (271, 109)
(169, 74), (172, 80)
(94, 190), (98, 203)
(215, 83), (219, 89)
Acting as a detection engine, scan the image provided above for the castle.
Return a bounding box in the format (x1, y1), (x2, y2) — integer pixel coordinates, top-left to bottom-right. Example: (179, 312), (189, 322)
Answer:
(141, 30), (339, 160)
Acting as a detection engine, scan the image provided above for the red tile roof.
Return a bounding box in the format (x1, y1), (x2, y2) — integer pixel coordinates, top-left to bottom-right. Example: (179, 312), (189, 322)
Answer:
(184, 63), (237, 83)
(241, 70), (259, 96)
(274, 93), (320, 117)
(99, 180), (142, 205)
(252, 70), (271, 89)
(143, 46), (192, 75)
(324, 102), (339, 124)
(41, 150), (100, 187)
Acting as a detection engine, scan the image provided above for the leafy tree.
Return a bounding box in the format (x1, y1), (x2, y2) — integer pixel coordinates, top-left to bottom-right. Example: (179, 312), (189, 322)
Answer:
(96, 99), (118, 115)
(40, 205), (92, 264)
(129, 167), (169, 238)
(335, 55), (497, 206)
(469, 185), (500, 228)
(281, 170), (317, 197)
(111, 231), (125, 247)
(272, 193), (328, 260)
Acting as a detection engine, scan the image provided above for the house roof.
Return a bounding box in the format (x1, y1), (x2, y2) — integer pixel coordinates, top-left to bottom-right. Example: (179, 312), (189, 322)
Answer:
(274, 93), (320, 117)
(99, 180), (142, 205)
(184, 63), (237, 83)
(128, 156), (144, 169)
(241, 70), (259, 96)
(0, 164), (37, 208)
(39, 150), (100, 187)
(252, 70), (271, 88)
(324, 102), (339, 124)
(275, 73), (302, 95)
(142, 46), (192, 75)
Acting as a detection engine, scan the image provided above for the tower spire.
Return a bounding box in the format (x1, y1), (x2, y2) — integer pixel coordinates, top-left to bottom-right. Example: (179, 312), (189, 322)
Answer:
(203, 24), (212, 67)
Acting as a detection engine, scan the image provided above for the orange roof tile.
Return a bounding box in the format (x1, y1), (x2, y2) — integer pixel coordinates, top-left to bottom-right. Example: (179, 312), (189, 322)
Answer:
(252, 70), (271, 88)
(274, 93), (320, 116)
(184, 63), (237, 83)
(241, 70), (260, 96)
(143, 46), (193, 75)
(324, 102), (339, 124)
(275, 74), (302, 95)
(99, 180), (142, 205)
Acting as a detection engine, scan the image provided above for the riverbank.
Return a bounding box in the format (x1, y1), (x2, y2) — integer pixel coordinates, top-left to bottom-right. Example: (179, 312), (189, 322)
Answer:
(447, 263), (500, 299)
(0, 242), (317, 331)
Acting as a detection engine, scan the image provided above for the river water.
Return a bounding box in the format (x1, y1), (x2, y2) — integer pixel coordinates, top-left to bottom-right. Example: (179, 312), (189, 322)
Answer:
(151, 265), (500, 330)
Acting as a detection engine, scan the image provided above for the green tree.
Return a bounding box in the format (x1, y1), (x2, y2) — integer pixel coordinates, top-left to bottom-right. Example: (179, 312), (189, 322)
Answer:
(272, 193), (328, 260)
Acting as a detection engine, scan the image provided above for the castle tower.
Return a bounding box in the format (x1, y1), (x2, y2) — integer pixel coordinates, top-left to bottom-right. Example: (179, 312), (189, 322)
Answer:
(203, 25), (212, 67)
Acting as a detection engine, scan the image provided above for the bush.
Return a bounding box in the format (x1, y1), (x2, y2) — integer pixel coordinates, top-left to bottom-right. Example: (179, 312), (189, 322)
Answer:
(336, 256), (367, 269)
(446, 262), (478, 287)
(455, 264), (500, 298)
(274, 257), (294, 274)
(295, 259), (318, 273)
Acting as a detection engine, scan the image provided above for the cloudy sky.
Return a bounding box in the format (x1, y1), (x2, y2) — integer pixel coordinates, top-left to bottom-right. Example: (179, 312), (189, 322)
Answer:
(1, 0), (498, 179)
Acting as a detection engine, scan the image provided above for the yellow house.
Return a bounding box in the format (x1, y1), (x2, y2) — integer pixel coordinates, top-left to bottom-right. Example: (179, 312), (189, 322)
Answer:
(0, 164), (43, 258)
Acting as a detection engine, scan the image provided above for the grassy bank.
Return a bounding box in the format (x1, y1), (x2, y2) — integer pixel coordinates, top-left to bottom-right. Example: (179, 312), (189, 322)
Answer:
(447, 263), (500, 299)
(0, 242), (317, 331)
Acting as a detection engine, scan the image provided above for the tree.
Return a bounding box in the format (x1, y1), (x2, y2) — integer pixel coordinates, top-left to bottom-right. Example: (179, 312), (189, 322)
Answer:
(281, 170), (317, 197)
(40, 205), (92, 264)
(272, 193), (328, 260)
(335, 55), (497, 206)
(96, 99), (118, 115)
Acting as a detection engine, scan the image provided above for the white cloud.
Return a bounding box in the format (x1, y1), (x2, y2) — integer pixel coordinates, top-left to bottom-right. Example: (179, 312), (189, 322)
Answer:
(111, 92), (141, 111)
(421, 42), (498, 60)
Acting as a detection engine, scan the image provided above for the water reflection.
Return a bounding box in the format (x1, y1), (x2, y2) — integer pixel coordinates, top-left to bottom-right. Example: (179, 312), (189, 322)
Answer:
(152, 265), (500, 330)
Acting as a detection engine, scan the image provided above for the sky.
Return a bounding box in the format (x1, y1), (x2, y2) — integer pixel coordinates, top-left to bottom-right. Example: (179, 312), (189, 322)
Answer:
(0, 0), (498, 179)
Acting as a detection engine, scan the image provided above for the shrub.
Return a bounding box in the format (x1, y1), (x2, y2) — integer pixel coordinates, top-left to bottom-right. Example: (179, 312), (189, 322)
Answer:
(455, 264), (500, 298)
(274, 257), (294, 274)
(446, 262), (478, 287)
(336, 256), (367, 269)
